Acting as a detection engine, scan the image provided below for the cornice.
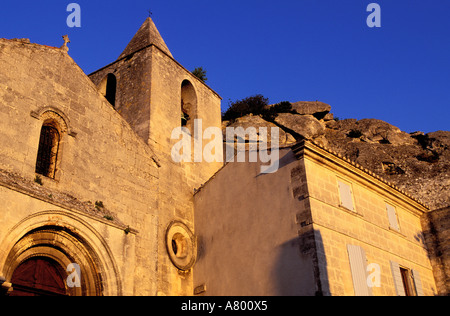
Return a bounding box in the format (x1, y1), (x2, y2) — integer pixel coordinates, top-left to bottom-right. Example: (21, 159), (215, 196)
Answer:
(292, 140), (430, 214)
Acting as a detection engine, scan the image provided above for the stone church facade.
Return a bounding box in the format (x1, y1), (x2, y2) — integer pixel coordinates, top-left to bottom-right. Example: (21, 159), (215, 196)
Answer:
(0, 18), (447, 296)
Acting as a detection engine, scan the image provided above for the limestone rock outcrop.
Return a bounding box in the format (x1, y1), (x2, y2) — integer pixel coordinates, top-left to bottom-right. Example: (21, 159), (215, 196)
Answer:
(223, 114), (296, 146)
(290, 101), (331, 119)
(222, 100), (450, 210)
(274, 113), (325, 140)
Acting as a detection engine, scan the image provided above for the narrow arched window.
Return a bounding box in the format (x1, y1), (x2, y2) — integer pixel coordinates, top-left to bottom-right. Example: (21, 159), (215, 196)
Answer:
(99, 73), (117, 107)
(105, 74), (117, 107)
(35, 124), (60, 179)
(181, 80), (197, 130)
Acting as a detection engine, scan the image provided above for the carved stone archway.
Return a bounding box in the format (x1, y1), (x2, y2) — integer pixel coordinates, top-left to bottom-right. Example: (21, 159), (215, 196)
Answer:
(3, 226), (103, 296)
(0, 211), (122, 296)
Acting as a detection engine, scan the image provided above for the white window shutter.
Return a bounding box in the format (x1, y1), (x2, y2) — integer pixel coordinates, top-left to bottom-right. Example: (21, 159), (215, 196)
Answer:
(412, 269), (424, 296)
(339, 181), (355, 211)
(386, 203), (400, 231)
(390, 261), (406, 296)
(347, 245), (373, 296)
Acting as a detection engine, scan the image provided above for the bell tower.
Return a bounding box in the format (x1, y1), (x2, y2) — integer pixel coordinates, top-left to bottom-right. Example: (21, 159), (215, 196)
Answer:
(89, 17), (223, 186)
(89, 18), (222, 160)
(88, 18), (223, 296)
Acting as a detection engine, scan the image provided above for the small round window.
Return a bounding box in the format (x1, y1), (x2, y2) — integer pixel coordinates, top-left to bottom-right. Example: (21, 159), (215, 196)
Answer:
(165, 221), (196, 271)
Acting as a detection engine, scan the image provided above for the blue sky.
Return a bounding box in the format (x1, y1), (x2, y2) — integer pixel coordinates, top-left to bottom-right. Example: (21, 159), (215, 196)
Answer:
(1, 0), (449, 133)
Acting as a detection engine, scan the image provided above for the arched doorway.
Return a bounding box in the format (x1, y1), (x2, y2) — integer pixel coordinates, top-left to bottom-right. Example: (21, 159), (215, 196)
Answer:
(3, 226), (105, 296)
(10, 257), (68, 296)
(1, 211), (123, 296)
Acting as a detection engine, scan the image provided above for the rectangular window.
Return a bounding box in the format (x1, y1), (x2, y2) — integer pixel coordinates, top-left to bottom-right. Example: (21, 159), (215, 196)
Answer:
(386, 203), (400, 231)
(400, 267), (416, 296)
(390, 261), (424, 296)
(338, 180), (355, 211)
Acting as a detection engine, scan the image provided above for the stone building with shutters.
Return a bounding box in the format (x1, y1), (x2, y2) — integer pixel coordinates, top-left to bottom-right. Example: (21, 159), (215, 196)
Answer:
(0, 18), (447, 296)
(194, 141), (441, 296)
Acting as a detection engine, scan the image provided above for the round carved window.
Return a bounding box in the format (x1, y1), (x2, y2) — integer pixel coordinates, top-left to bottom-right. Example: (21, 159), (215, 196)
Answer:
(165, 221), (196, 271)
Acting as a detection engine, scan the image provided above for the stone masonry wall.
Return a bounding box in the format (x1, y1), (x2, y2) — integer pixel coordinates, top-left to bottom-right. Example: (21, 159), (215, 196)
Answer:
(421, 207), (450, 295)
(89, 48), (152, 144)
(194, 149), (317, 296)
(0, 38), (161, 295)
(89, 30), (223, 294)
(148, 45), (223, 295)
(303, 147), (437, 295)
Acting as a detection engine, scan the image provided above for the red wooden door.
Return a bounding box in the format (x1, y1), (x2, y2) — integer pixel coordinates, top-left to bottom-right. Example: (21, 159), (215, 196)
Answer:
(10, 257), (68, 296)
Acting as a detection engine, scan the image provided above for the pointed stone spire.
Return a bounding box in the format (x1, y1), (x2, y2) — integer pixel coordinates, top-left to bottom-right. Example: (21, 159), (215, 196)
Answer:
(118, 18), (173, 60)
